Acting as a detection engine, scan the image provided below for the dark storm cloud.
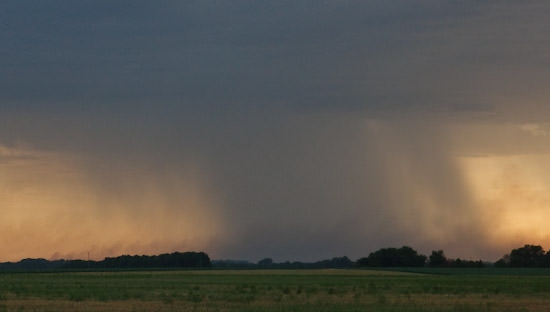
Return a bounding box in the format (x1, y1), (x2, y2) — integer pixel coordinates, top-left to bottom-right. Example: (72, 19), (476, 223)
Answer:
(2, 1), (550, 261)
(2, 0), (494, 114)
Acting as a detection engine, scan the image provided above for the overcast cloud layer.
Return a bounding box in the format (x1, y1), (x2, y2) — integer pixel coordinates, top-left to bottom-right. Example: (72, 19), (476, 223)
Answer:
(2, 1), (550, 262)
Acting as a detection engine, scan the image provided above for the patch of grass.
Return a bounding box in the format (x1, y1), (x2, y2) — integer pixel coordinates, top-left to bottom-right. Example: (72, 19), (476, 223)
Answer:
(1, 269), (550, 311)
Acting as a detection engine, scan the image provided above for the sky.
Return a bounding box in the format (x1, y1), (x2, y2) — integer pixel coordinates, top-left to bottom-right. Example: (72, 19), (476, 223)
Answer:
(2, 1), (550, 262)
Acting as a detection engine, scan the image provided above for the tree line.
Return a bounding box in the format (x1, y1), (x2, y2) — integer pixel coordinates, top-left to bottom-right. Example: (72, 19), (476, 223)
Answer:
(219, 248), (482, 269)
(0, 244), (548, 270)
(354, 244), (550, 268)
(0, 252), (211, 271)
(213, 256), (354, 269)
(64, 251), (211, 269)
(355, 246), (484, 268)
(494, 244), (550, 267)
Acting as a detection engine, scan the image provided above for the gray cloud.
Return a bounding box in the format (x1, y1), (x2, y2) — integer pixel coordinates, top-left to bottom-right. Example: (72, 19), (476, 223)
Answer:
(0, 1), (500, 114)
(2, 1), (550, 262)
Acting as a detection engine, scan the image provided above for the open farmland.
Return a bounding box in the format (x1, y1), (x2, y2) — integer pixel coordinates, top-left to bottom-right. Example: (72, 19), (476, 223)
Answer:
(1, 269), (550, 311)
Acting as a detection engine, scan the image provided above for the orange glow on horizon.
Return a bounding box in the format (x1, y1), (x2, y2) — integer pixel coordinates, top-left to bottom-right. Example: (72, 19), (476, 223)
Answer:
(0, 144), (225, 262)
(461, 154), (550, 251)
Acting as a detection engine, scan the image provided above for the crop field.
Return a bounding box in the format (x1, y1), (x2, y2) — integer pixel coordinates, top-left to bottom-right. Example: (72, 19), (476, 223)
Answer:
(1, 269), (550, 311)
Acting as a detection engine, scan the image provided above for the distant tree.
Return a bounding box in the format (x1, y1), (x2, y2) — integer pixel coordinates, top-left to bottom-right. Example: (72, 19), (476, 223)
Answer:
(449, 258), (484, 268)
(356, 257), (369, 267)
(357, 246), (426, 267)
(494, 258), (507, 268)
(510, 245), (545, 267)
(0, 258), (67, 270)
(545, 251), (550, 267)
(397, 246), (427, 267)
(329, 256), (353, 268)
(258, 258), (273, 267)
(494, 254), (510, 268)
(315, 256), (354, 268)
(211, 260), (254, 268)
(429, 250), (447, 267)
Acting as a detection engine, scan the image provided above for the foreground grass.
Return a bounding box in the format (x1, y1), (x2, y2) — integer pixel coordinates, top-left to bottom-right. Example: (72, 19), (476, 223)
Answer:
(0, 269), (550, 311)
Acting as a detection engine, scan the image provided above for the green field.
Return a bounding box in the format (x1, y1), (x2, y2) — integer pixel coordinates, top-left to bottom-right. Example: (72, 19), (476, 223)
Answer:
(1, 269), (550, 311)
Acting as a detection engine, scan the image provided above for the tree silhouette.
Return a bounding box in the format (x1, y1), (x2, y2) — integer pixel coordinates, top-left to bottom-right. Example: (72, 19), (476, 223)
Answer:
(429, 250), (447, 267)
(510, 245), (545, 267)
(258, 258), (273, 267)
(356, 246), (426, 267)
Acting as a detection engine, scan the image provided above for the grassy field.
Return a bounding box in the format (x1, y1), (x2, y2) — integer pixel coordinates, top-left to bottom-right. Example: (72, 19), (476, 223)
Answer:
(1, 269), (550, 311)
